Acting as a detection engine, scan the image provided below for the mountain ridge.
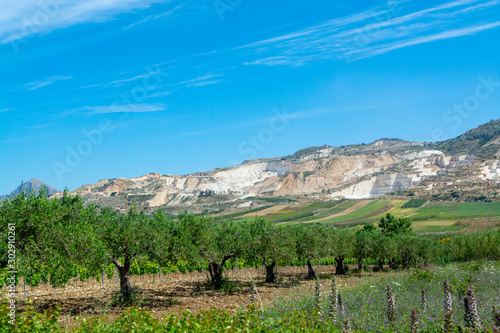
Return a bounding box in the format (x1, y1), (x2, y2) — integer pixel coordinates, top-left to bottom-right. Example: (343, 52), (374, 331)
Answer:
(0, 178), (61, 200)
(55, 119), (500, 214)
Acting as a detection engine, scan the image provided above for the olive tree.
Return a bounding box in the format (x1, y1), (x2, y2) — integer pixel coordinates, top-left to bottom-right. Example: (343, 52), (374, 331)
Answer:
(354, 224), (377, 270)
(177, 214), (244, 289)
(378, 213), (412, 237)
(372, 231), (396, 270)
(378, 213), (413, 269)
(245, 219), (294, 283)
(293, 224), (326, 278)
(90, 206), (174, 301)
(0, 188), (99, 287)
(326, 227), (355, 275)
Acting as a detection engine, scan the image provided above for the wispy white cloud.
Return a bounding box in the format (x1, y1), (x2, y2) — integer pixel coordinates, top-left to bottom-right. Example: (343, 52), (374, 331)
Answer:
(67, 103), (167, 115)
(121, 3), (186, 29)
(238, 7), (391, 51)
(241, 0), (500, 65)
(151, 3), (187, 20)
(148, 90), (175, 98)
(179, 74), (225, 87)
(122, 15), (153, 29)
(0, 0), (170, 43)
(29, 123), (53, 130)
(23, 76), (72, 90)
(107, 70), (164, 86)
(0, 107), (14, 113)
(244, 56), (295, 66)
(358, 21), (500, 58)
(437, 0), (500, 17)
(77, 67), (167, 89)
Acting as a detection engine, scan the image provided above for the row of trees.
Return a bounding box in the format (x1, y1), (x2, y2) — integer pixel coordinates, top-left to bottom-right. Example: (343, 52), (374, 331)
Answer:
(1, 188), (499, 302)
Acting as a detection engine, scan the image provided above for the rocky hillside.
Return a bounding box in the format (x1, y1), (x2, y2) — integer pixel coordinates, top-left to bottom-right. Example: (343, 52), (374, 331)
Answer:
(431, 119), (500, 158)
(56, 119), (500, 213)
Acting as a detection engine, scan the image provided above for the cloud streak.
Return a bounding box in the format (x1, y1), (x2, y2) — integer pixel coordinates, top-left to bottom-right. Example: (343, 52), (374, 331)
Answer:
(0, 0), (170, 44)
(67, 103), (167, 115)
(23, 76), (72, 90)
(240, 0), (500, 65)
(178, 74), (225, 87)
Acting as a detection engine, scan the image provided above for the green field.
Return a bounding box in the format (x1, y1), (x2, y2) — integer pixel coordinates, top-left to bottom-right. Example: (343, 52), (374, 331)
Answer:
(320, 200), (391, 224)
(441, 201), (500, 217)
(267, 200), (346, 222)
(220, 199), (500, 233)
(257, 199), (500, 232)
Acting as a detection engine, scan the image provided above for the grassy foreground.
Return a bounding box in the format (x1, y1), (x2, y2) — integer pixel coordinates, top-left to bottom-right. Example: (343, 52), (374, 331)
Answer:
(2, 261), (500, 332)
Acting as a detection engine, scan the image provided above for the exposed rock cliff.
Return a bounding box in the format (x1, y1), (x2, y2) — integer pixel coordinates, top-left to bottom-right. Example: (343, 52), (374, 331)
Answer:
(55, 119), (500, 212)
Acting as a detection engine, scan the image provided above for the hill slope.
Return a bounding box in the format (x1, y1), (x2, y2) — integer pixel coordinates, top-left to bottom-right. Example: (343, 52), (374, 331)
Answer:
(432, 119), (500, 158)
(57, 119), (500, 214)
(1, 178), (61, 199)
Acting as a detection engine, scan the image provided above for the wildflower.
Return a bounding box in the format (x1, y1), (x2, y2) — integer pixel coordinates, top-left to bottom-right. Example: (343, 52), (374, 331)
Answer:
(344, 316), (352, 333)
(464, 285), (482, 330)
(249, 281), (256, 304)
(410, 309), (418, 333)
(494, 305), (500, 327)
(329, 277), (339, 324)
(421, 289), (427, 312)
(443, 279), (454, 333)
(443, 279), (452, 313)
(387, 284), (396, 325)
(314, 278), (322, 310)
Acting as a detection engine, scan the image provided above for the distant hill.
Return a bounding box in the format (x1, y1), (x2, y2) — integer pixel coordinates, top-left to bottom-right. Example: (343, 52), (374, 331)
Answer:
(0, 178), (61, 200)
(57, 119), (500, 214)
(432, 119), (500, 159)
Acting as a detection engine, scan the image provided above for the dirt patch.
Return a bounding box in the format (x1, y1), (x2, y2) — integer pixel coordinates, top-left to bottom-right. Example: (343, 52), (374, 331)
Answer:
(8, 266), (335, 325)
(6, 264), (412, 330)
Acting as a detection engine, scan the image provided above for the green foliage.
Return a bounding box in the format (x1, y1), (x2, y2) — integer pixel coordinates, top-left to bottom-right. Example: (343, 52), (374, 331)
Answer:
(432, 118), (500, 158)
(0, 300), (61, 332)
(378, 213), (412, 237)
(409, 268), (435, 283)
(401, 199), (427, 209)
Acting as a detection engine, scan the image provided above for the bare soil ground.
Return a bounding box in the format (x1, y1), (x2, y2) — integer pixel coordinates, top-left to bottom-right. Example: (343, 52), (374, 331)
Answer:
(3, 265), (361, 328)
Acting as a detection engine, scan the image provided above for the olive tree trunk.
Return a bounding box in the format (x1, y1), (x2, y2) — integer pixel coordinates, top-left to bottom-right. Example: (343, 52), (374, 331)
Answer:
(335, 256), (346, 275)
(402, 254), (410, 269)
(306, 259), (316, 279)
(208, 255), (234, 289)
(112, 255), (132, 302)
(378, 258), (384, 270)
(265, 260), (277, 283)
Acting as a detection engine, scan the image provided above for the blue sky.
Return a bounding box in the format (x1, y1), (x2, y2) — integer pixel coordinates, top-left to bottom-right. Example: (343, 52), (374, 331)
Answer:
(0, 0), (499, 193)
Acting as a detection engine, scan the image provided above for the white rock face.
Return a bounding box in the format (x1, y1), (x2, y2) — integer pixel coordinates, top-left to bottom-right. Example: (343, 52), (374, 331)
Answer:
(401, 150), (443, 160)
(481, 161), (500, 180)
(332, 173), (414, 199)
(148, 161), (294, 206)
(61, 138), (498, 208)
(331, 154), (479, 199)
